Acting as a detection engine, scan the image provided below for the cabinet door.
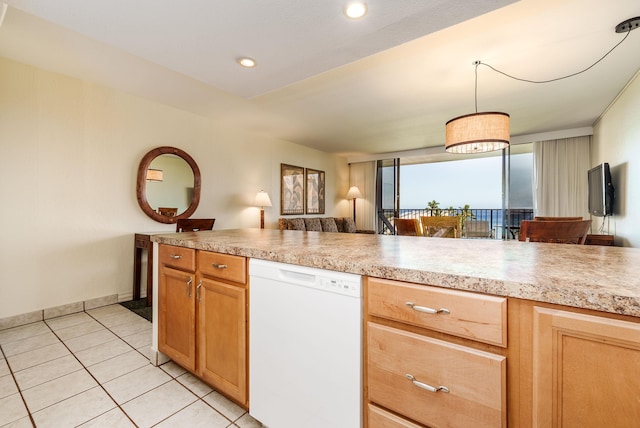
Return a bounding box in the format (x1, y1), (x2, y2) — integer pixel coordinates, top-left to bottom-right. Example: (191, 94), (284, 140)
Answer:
(533, 307), (640, 427)
(158, 266), (196, 371)
(197, 276), (247, 406)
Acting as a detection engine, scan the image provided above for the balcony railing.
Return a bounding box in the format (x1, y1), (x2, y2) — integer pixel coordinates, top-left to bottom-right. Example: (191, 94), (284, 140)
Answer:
(378, 208), (534, 239)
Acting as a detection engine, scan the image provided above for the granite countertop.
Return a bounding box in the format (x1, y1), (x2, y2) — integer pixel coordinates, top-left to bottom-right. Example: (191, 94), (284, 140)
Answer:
(151, 229), (640, 317)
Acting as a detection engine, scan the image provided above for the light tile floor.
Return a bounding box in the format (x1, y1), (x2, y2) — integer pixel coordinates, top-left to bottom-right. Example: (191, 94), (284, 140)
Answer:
(0, 304), (262, 428)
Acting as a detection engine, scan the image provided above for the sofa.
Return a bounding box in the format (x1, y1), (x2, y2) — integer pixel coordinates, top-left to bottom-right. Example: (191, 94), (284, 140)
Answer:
(278, 217), (362, 233)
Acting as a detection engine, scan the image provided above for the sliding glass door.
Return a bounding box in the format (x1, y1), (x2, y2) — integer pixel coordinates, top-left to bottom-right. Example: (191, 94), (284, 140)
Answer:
(376, 158), (400, 234)
(374, 145), (533, 238)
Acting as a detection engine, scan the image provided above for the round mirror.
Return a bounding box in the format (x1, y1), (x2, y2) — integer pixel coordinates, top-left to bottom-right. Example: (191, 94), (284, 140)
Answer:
(136, 146), (201, 223)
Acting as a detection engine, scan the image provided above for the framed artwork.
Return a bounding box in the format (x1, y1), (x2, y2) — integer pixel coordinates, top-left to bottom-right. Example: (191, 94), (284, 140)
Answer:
(306, 168), (325, 214)
(280, 164), (305, 215)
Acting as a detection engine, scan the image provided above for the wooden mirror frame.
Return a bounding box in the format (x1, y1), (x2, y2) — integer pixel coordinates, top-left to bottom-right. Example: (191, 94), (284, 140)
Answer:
(136, 146), (201, 224)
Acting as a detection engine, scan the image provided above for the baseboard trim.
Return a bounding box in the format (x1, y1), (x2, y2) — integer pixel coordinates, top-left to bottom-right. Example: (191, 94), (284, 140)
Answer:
(0, 294), (121, 331)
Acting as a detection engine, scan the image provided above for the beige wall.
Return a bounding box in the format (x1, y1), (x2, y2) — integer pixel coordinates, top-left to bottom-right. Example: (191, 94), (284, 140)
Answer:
(592, 70), (640, 247)
(0, 57), (349, 318)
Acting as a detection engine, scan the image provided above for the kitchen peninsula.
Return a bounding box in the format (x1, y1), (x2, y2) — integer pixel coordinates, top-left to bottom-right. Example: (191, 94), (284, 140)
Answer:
(151, 229), (640, 427)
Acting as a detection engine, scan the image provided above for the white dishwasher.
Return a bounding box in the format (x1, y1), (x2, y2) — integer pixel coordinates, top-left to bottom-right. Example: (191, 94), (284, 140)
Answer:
(249, 259), (362, 428)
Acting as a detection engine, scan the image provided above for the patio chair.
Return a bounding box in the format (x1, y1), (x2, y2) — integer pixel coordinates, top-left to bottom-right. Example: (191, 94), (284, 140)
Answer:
(420, 216), (461, 238)
(394, 218), (421, 236)
(464, 220), (492, 238)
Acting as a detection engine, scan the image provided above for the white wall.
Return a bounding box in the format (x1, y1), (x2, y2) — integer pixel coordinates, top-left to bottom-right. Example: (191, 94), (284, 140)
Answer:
(592, 70), (640, 247)
(0, 57), (349, 318)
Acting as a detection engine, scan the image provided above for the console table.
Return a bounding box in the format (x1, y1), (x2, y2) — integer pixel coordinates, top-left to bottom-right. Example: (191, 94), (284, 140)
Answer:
(585, 234), (615, 246)
(133, 233), (161, 306)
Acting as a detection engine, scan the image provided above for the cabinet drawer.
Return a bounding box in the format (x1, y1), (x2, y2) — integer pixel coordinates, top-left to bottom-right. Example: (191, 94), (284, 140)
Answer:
(159, 245), (196, 272)
(368, 323), (506, 428)
(367, 277), (507, 347)
(368, 403), (424, 427)
(198, 251), (246, 284)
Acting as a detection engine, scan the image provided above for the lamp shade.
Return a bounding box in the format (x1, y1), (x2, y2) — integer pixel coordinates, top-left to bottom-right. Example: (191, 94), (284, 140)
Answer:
(346, 186), (363, 199)
(445, 112), (510, 154)
(254, 191), (272, 207)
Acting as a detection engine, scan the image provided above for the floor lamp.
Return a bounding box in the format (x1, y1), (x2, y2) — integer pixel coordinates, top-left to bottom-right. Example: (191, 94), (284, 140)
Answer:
(254, 190), (272, 229)
(346, 186), (362, 223)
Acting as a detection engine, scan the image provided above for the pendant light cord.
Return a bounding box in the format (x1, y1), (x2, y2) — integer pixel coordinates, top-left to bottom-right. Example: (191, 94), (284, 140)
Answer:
(474, 61), (479, 113)
(477, 28), (632, 84)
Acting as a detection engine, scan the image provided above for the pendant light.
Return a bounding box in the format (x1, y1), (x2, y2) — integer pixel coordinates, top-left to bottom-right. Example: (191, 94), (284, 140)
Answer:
(445, 17), (640, 153)
(445, 61), (510, 154)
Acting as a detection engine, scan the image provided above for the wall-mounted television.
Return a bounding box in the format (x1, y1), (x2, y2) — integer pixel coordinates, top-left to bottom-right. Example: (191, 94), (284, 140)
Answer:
(588, 162), (614, 217)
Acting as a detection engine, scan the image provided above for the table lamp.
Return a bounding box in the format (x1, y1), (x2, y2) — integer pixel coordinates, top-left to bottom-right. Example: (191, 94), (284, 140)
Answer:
(254, 190), (272, 229)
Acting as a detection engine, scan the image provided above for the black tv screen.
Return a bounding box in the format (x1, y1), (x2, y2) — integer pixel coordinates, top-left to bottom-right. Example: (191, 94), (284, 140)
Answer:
(588, 163), (614, 217)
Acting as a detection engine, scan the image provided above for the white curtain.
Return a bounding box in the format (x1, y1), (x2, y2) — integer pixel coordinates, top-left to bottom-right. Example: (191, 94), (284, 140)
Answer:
(349, 161), (376, 232)
(533, 136), (591, 217)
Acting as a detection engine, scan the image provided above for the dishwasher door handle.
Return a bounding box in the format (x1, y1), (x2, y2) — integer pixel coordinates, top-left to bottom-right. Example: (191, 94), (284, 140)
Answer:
(278, 269), (317, 284)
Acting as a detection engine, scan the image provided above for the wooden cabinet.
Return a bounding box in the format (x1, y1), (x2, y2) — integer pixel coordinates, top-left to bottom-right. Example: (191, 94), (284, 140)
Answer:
(368, 323), (506, 427)
(531, 306), (640, 427)
(158, 266), (196, 371)
(158, 245), (196, 371)
(367, 278), (507, 347)
(368, 404), (424, 428)
(158, 244), (248, 408)
(365, 277), (507, 428)
(196, 251), (247, 406)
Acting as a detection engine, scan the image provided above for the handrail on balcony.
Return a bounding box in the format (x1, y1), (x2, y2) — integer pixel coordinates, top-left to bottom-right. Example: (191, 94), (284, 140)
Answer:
(378, 208), (534, 239)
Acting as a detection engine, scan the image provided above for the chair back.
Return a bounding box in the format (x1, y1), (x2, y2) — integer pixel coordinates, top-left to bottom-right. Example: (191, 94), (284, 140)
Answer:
(533, 216), (582, 221)
(464, 220), (492, 238)
(520, 220), (591, 244)
(519, 217), (584, 241)
(394, 218), (420, 236)
(420, 216), (461, 238)
(176, 218), (215, 232)
(158, 207), (178, 217)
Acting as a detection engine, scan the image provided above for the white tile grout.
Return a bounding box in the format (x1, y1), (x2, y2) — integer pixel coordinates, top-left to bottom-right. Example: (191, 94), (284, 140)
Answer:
(0, 304), (260, 428)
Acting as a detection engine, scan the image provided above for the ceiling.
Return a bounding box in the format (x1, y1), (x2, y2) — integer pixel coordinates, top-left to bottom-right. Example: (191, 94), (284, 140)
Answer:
(1, 0), (640, 158)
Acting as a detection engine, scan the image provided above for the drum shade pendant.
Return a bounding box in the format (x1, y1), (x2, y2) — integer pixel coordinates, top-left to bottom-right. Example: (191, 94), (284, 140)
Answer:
(445, 112), (510, 153)
(445, 62), (510, 154)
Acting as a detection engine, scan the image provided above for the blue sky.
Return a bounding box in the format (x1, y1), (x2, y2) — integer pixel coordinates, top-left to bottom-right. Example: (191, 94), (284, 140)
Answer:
(399, 154), (533, 209)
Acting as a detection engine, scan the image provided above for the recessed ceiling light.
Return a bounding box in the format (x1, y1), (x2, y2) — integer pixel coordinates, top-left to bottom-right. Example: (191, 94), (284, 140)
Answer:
(237, 57), (256, 68)
(345, 2), (367, 19)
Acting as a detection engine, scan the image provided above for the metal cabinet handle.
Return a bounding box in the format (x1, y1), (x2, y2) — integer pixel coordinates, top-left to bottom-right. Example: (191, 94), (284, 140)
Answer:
(169, 254), (182, 259)
(405, 302), (450, 315)
(406, 374), (449, 393)
(196, 281), (202, 302)
(186, 277), (193, 298)
(211, 263), (228, 269)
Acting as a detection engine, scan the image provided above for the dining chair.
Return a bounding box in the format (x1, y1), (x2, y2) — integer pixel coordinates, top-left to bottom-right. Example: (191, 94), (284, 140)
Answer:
(519, 217), (584, 241)
(393, 218), (421, 236)
(519, 219), (591, 244)
(176, 218), (216, 232)
(464, 220), (492, 238)
(420, 216), (461, 238)
(533, 216), (583, 221)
